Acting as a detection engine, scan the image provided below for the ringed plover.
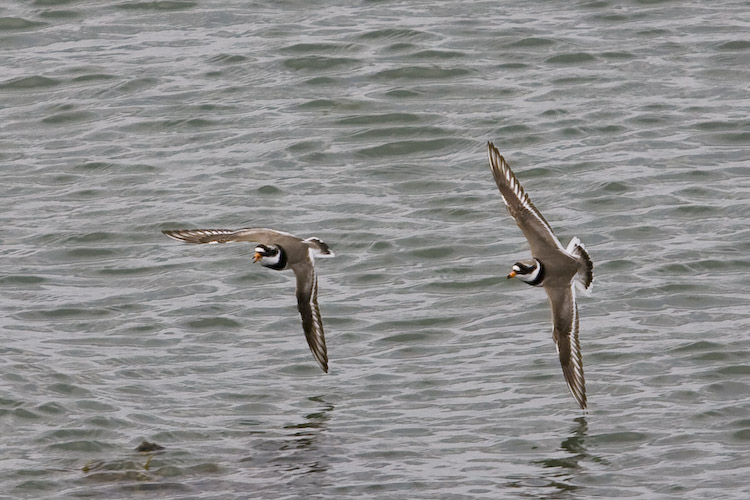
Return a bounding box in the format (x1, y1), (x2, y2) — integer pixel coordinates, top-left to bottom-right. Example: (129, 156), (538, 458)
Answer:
(487, 142), (593, 409)
(162, 227), (334, 373)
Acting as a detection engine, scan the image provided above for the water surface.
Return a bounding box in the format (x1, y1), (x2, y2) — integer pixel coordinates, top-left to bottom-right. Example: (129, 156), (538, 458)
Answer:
(2, 1), (750, 498)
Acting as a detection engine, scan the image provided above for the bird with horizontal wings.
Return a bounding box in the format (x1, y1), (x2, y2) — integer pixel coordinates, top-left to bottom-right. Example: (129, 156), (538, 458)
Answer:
(162, 227), (334, 372)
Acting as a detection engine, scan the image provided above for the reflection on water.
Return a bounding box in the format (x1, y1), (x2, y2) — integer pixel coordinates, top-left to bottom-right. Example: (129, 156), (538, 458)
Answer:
(527, 417), (592, 496)
(555, 416), (589, 469)
(280, 395), (334, 475)
(519, 416), (611, 497)
(241, 395), (334, 478)
(560, 417), (609, 467)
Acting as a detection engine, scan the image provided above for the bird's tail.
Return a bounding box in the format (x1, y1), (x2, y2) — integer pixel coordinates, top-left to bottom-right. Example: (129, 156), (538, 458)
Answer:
(567, 237), (593, 294)
(304, 237), (335, 258)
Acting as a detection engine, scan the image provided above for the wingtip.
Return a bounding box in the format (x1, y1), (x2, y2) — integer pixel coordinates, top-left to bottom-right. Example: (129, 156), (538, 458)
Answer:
(161, 229), (197, 243)
(573, 387), (588, 410)
(313, 352), (329, 373)
(487, 141), (505, 162)
(486, 140), (497, 159)
(486, 141), (509, 172)
(162, 229), (180, 241)
(567, 368), (587, 410)
(567, 382), (588, 410)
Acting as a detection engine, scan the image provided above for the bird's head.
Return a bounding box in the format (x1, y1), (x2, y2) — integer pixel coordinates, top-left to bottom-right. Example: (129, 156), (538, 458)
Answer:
(507, 259), (543, 285)
(253, 244), (283, 268)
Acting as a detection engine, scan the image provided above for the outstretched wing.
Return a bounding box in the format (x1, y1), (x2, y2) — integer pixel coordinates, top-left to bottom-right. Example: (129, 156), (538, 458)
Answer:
(292, 260), (328, 373)
(487, 142), (569, 261)
(162, 228), (297, 245)
(546, 283), (587, 409)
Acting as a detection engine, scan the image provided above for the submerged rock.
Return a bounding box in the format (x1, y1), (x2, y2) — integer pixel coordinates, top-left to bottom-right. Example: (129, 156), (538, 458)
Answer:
(135, 441), (165, 452)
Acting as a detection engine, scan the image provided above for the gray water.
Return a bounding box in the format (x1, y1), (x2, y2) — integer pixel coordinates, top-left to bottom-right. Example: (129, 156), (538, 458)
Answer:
(2, 1), (750, 498)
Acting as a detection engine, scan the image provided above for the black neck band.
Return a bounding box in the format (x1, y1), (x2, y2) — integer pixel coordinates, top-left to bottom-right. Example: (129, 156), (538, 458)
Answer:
(529, 261), (545, 286)
(266, 246), (287, 270)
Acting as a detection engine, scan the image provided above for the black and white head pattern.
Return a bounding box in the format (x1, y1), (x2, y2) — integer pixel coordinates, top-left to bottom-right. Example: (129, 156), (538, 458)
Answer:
(254, 244), (286, 270)
(510, 259), (544, 286)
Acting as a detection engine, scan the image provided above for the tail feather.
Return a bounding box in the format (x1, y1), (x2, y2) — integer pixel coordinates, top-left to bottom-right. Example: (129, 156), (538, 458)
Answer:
(567, 237), (593, 293)
(304, 237), (335, 258)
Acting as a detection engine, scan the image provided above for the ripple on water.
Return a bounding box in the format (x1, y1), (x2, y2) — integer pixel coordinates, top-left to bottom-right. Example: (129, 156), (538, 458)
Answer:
(113, 1), (197, 11)
(207, 53), (249, 65)
(0, 275), (48, 286)
(3, 1), (750, 498)
(406, 49), (466, 60)
(283, 56), (361, 71)
(42, 110), (99, 125)
(356, 138), (465, 157)
(39, 10), (81, 20)
(384, 88), (422, 98)
(279, 42), (354, 54)
(0, 75), (60, 90)
(335, 112), (423, 126)
(70, 73), (117, 83)
(715, 40), (750, 51)
(544, 52), (597, 64)
(372, 66), (473, 80)
(296, 98), (365, 111)
(100, 77), (158, 96)
(183, 317), (242, 330)
(358, 28), (435, 41)
(16, 307), (113, 321)
(0, 17), (46, 30)
(508, 37), (556, 48)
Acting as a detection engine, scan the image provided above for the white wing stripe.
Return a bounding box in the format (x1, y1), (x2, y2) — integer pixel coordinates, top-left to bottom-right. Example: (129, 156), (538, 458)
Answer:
(568, 284), (585, 405)
(306, 269), (327, 371)
(488, 145), (566, 251)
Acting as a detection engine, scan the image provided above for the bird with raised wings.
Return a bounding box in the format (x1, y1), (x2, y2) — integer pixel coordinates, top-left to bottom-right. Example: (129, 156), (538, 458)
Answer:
(487, 142), (593, 409)
(162, 227), (334, 373)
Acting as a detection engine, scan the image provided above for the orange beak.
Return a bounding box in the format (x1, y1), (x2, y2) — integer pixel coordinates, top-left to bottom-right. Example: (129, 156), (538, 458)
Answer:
(507, 270), (517, 279)
(253, 252), (262, 263)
